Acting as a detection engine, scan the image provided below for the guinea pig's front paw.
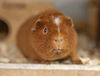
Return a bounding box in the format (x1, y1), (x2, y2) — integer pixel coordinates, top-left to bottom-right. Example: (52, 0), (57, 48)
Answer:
(41, 60), (52, 64)
(72, 60), (82, 64)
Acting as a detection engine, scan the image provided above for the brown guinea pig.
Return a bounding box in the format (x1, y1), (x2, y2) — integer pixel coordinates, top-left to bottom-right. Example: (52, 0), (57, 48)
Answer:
(17, 9), (82, 64)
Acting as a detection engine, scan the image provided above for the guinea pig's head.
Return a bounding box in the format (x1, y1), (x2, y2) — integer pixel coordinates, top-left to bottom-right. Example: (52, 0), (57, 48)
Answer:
(30, 9), (75, 61)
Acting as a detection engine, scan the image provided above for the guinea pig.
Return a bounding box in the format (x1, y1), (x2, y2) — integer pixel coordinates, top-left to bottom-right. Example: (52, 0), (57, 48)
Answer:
(17, 9), (82, 64)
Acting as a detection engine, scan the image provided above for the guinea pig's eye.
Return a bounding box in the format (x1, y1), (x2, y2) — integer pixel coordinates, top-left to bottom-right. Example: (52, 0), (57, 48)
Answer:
(43, 27), (48, 34)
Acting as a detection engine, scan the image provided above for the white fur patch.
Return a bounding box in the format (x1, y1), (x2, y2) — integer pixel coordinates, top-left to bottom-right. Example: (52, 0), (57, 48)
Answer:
(54, 17), (61, 26)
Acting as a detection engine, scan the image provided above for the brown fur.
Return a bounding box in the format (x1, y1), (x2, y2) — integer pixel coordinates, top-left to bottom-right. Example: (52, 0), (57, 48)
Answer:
(17, 9), (82, 64)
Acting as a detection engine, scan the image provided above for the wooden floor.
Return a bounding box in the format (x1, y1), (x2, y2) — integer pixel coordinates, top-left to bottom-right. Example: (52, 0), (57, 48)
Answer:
(0, 64), (100, 76)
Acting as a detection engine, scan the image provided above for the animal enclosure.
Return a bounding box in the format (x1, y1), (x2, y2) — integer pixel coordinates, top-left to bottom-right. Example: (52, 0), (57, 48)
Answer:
(0, 0), (100, 76)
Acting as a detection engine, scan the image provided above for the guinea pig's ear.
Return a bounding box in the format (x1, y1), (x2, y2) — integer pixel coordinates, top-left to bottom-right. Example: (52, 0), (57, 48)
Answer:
(31, 19), (44, 32)
(66, 17), (74, 27)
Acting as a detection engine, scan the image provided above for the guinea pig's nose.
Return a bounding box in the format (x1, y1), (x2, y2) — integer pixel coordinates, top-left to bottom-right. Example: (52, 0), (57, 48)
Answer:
(54, 39), (64, 43)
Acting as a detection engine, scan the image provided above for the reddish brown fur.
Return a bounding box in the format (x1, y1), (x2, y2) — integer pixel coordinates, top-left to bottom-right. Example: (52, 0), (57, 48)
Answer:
(17, 9), (82, 64)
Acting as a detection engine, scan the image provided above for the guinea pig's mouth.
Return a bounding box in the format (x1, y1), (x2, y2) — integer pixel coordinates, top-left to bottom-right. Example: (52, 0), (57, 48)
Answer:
(52, 48), (64, 54)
